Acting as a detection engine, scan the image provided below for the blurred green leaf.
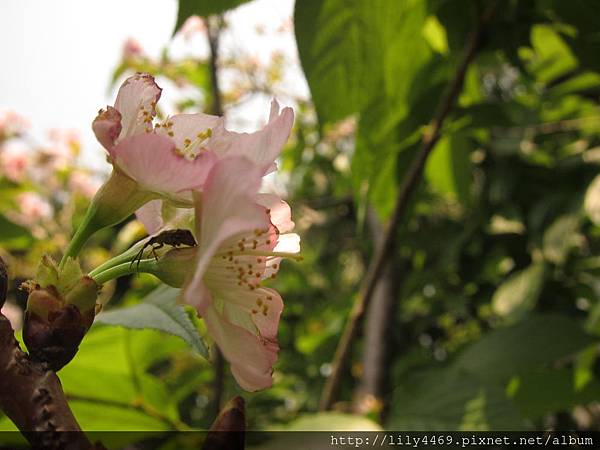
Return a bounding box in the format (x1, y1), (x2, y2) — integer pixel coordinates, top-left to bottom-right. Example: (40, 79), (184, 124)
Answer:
(526, 25), (577, 84)
(0, 214), (33, 250)
(389, 366), (528, 430)
(456, 314), (592, 382)
(510, 366), (600, 420)
(250, 413), (381, 449)
(389, 315), (593, 429)
(425, 134), (473, 203)
(491, 264), (546, 323)
(542, 214), (580, 265)
(96, 285), (208, 358)
(174, 0), (253, 34)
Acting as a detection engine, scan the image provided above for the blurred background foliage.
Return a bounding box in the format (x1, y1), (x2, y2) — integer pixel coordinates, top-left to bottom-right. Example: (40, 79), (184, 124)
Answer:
(1, 0), (600, 442)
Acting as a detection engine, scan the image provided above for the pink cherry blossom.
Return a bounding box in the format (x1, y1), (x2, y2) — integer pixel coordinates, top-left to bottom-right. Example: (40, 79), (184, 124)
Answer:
(91, 73), (294, 236)
(182, 156), (300, 391)
(69, 171), (101, 199)
(122, 37), (144, 60)
(1, 147), (28, 183)
(179, 16), (207, 41)
(0, 110), (29, 140)
(17, 192), (53, 224)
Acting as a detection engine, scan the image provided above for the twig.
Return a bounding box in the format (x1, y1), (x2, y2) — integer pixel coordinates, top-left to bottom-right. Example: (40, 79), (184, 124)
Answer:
(0, 257), (102, 449)
(207, 15), (227, 420)
(319, 2), (498, 411)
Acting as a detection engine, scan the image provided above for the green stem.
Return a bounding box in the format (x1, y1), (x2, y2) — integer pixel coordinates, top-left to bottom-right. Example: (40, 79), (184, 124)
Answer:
(59, 206), (97, 269)
(91, 259), (156, 285)
(88, 239), (149, 278)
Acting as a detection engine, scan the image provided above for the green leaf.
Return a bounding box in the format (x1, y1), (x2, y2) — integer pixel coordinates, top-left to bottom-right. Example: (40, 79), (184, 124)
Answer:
(388, 315), (593, 430)
(525, 25), (577, 84)
(70, 401), (168, 431)
(252, 413), (381, 449)
(491, 264), (546, 324)
(584, 174), (600, 225)
(96, 285), (208, 358)
(174, 0), (253, 34)
(57, 256), (84, 295)
(456, 314), (593, 383)
(294, 0), (432, 125)
(542, 214), (580, 265)
(425, 134), (472, 203)
(59, 326), (186, 431)
(389, 367), (528, 431)
(0, 213), (33, 250)
(282, 413), (381, 431)
(510, 366), (600, 420)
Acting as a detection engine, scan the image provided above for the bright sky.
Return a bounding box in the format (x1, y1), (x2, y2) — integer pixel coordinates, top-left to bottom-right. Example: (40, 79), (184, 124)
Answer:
(0, 0), (307, 170)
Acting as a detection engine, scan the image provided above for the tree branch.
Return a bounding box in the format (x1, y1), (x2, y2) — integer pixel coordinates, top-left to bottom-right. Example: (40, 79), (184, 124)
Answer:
(0, 257), (102, 449)
(207, 15), (227, 420)
(319, 2), (498, 411)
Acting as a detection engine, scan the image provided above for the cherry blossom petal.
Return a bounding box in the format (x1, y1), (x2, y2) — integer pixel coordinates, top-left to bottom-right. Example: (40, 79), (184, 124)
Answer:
(156, 113), (223, 157)
(111, 133), (217, 197)
(205, 304), (277, 391)
(92, 106), (122, 150)
(114, 73), (162, 139)
(257, 193), (295, 234)
(135, 199), (164, 235)
(274, 232), (301, 254)
(223, 287), (283, 340)
(184, 157), (268, 312)
(210, 100), (294, 173)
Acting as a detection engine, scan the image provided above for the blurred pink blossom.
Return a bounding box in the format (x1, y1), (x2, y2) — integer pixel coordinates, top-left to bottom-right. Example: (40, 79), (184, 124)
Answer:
(48, 128), (80, 151)
(17, 192), (53, 224)
(0, 148), (28, 183)
(180, 16), (206, 41)
(122, 37), (144, 60)
(0, 110), (29, 140)
(69, 171), (101, 199)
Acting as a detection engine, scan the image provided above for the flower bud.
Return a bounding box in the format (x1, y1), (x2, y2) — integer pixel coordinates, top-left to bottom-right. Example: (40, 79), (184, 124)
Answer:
(202, 396), (246, 450)
(23, 277), (99, 371)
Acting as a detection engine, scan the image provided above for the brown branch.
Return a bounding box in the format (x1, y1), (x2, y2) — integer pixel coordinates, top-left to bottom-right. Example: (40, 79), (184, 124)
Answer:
(354, 209), (400, 421)
(0, 257), (102, 450)
(319, 2), (498, 411)
(207, 15), (227, 420)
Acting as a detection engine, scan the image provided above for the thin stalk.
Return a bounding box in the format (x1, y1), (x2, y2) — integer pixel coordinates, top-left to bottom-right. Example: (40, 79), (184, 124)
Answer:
(91, 259), (156, 286)
(59, 205), (96, 269)
(88, 239), (149, 278)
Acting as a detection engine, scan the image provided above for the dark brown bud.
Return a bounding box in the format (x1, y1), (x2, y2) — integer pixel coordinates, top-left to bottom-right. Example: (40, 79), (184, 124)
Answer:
(202, 396), (246, 450)
(23, 282), (97, 371)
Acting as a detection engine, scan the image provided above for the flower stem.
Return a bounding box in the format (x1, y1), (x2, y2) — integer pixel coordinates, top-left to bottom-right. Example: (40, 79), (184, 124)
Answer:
(90, 259), (156, 285)
(88, 239), (149, 278)
(59, 205), (97, 269)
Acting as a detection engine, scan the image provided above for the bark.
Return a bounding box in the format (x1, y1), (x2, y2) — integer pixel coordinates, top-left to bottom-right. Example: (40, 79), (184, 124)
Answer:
(354, 210), (399, 420)
(0, 257), (103, 450)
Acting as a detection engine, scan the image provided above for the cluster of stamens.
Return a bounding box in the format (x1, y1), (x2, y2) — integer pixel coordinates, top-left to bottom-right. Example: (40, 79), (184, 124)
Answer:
(218, 224), (278, 296)
(140, 101), (157, 133)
